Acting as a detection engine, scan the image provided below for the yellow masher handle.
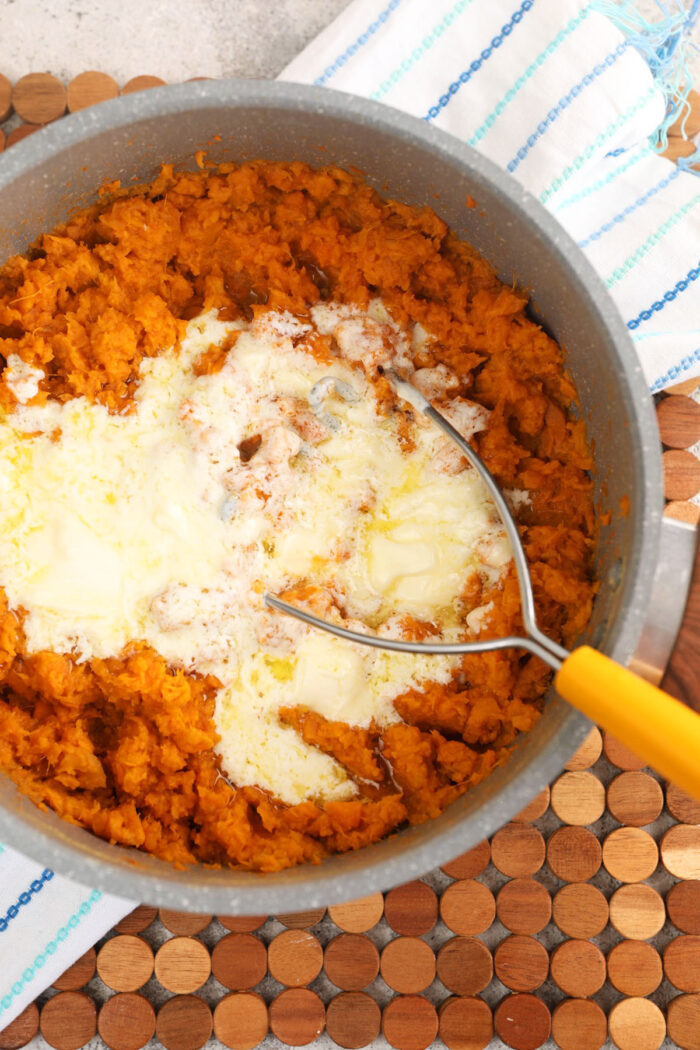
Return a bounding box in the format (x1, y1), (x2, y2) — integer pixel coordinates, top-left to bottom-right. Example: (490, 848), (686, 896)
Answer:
(555, 645), (700, 800)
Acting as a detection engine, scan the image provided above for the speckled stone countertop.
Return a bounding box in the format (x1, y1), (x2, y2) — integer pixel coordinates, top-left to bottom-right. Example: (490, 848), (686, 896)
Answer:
(3, 0), (352, 83)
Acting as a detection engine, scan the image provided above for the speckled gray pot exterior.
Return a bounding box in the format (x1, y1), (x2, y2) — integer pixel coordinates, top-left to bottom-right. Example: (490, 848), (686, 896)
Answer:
(0, 80), (662, 911)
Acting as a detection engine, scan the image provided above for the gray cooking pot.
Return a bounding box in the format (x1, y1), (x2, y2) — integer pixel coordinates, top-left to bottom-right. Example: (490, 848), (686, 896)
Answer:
(0, 80), (662, 911)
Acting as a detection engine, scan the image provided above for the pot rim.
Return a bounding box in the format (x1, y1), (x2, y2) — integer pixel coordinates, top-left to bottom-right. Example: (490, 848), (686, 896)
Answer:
(0, 79), (663, 910)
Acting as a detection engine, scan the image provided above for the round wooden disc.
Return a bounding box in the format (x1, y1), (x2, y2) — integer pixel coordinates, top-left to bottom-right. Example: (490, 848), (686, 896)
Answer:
(552, 883), (608, 939)
(53, 948), (96, 991)
(440, 879), (496, 936)
(607, 771), (664, 826)
(217, 915), (266, 933)
(67, 71), (119, 112)
(212, 992), (268, 1050)
(154, 936), (211, 993)
(602, 827), (659, 882)
(657, 395), (700, 449)
(564, 727), (602, 771)
(661, 825), (700, 878)
(40, 992), (96, 1050)
(12, 73), (66, 123)
(380, 936), (436, 994)
(277, 908), (326, 929)
(6, 125), (41, 148)
(436, 937), (493, 995)
(491, 824), (545, 877)
(514, 787), (550, 822)
(608, 997), (666, 1050)
(550, 771), (605, 825)
(159, 910), (212, 936)
(609, 884), (665, 939)
(211, 933), (267, 990)
(155, 995), (212, 1050)
(550, 939), (605, 997)
(0, 73), (12, 122)
(441, 840), (491, 880)
(268, 929), (323, 987)
(496, 878), (551, 934)
(385, 881), (438, 935)
(667, 993), (700, 1050)
(551, 999), (607, 1050)
(325, 992), (381, 1050)
(603, 732), (646, 771)
(663, 449), (700, 501)
(664, 500), (700, 525)
(547, 827), (602, 881)
(667, 880), (700, 934)
(120, 76), (167, 95)
(494, 935), (549, 992)
(667, 376), (700, 396)
(439, 996), (493, 1050)
(97, 993), (155, 1050)
(668, 91), (700, 136)
(268, 989), (325, 1046)
(382, 995), (439, 1050)
(666, 783), (700, 824)
(328, 894), (384, 932)
(115, 906), (158, 934)
(607, 940), (663, 995)
(493, 993), (551, 1050)
(97, 935), (154, 992)
(324, 933), (379, 990)
(0, 1004), (39, 1050)
(665, 935), (700, 992)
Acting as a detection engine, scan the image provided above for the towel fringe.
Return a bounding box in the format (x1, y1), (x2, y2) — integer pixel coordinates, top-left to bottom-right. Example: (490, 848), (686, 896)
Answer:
(592, 0), (699, 167)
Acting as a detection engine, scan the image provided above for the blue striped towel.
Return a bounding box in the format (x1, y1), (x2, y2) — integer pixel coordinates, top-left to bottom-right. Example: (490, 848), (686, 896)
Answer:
(1, 0), (698, 1031)
(0, 846), (131, 1026)
(281, 0), (700, 393)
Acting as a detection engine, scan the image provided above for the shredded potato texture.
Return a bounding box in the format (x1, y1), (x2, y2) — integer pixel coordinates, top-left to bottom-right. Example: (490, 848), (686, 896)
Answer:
(0, 162), (596, 871)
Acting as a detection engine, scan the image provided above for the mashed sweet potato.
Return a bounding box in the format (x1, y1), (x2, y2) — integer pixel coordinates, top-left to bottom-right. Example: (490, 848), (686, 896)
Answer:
(0, 161), (596, 871)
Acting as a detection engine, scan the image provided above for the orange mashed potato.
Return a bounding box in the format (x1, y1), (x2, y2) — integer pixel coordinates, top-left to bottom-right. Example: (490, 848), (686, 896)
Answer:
(0, 161), (596, 872)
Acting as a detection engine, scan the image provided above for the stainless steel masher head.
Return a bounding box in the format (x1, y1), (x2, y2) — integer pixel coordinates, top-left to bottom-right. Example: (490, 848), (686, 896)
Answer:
(264, 371), (700, 799)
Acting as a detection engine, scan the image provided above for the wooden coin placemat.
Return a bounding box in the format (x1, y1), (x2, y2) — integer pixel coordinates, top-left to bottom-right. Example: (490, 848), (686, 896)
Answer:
(0, 72), (699, 1050)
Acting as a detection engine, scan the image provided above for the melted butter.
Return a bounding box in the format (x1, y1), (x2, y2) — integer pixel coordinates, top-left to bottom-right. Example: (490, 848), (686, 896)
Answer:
(0, 305), (510, 805)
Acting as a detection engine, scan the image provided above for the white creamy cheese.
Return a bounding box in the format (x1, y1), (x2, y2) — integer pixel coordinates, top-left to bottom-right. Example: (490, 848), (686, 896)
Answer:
(0, 305), (512, 805)
(4, 354), (44, 404)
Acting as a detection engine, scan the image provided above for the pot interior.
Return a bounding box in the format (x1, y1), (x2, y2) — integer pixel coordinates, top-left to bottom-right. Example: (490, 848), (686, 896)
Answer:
(0, 82), (661, 910)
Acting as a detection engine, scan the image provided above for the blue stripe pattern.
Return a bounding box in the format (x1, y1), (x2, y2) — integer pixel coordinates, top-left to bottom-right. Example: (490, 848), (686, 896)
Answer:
(507, 41), (628, 173)
(0, 889), (103, 1016)
(0, 870), (54, 933)
(650, 348), (700, 393)
(314, 0), (402, 86)
(578, 167), (681, 248)
(424, 0), (534, 121)
(627, 261), (700, 330)
(553, 145), (652, 211)
(371, 0), (475, 101)
(467, 4), (592, 147)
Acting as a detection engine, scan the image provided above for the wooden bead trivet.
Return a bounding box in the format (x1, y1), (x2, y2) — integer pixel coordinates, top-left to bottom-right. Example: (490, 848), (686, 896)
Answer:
(0, 74), (699, 1050)
(97, 994), (155, 1050)
(67, 72), (119, 113)
(325, 992), (380, 1049)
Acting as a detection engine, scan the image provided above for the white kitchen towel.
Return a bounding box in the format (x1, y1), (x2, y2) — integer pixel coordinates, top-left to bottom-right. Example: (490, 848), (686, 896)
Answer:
(281, 0), (700, 392)
(0, 844), (132, 1025)
(1, 0), (699, 1032)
